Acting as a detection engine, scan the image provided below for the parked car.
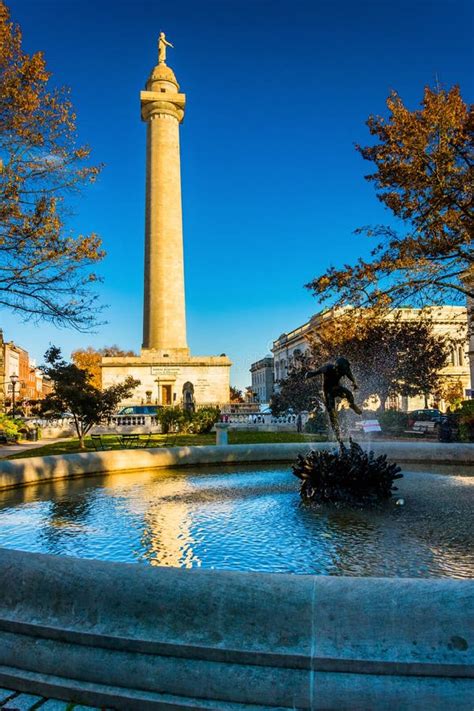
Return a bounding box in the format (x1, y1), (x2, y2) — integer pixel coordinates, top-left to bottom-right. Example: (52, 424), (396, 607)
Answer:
(116, 406), (160, 416)
(407, 408), (442, 427)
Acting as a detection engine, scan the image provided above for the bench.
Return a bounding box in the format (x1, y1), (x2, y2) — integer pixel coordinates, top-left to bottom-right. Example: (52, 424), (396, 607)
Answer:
(119, 433), (155, 449)
(350, 420), (381, 437)
(89, 434), (112, 451)
(361, 419), (382, 434)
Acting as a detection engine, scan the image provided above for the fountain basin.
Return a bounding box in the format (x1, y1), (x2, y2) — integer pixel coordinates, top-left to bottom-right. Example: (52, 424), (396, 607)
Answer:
(0, 548), (472, 710)
(0, 442), (472, 709)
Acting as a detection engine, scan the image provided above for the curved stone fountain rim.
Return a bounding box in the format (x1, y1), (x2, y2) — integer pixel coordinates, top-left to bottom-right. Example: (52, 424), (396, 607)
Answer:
(0, 441), (473, 709)
(0, 440), (473, 493)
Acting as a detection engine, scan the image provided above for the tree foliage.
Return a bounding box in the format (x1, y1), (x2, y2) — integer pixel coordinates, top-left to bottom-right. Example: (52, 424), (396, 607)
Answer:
(70, 347), (102, 389)
(0, 2), (104, 328)
(229, 385), (244, 403)
(308, 311), (450, 410)
(270, 351), (322, 415)
(434, 378), (465, 409)
(307, 86), (473, 312)
(71, 345), (137, 389)
(39, 346), (139, 448)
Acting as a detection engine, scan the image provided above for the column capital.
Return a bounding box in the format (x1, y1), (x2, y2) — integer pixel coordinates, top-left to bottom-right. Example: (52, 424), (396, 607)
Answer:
(140, 90), (186, 122)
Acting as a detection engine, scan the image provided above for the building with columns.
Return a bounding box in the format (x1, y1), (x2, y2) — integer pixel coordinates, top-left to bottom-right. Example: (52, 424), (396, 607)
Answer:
(101, 37), (231, 407)
(270, 306), (471, 412)
(250, 357), (275, 404)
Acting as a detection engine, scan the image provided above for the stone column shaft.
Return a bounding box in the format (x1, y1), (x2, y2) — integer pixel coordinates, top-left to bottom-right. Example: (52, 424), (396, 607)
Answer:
(141, 69), (188, 353)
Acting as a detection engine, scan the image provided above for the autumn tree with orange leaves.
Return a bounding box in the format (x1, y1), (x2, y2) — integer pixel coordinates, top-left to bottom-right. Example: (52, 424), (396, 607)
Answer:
(0, 2), (104, 328)
(307, 86), (473, 312)
(71, 345), (137, 388)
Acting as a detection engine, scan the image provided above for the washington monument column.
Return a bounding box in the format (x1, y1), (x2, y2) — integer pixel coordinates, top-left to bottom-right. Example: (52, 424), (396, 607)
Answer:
(141, 33), (188, 354)
(101, 36), (231, 407)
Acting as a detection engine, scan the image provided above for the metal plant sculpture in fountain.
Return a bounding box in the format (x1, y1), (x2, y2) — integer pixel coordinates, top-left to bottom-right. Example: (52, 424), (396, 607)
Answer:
(292, 440), (403, 505)
(294, 358), (402, 505)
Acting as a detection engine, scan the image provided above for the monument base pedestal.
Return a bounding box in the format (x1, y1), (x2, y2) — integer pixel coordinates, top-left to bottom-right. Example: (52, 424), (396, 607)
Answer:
(101, 352), (231, 408)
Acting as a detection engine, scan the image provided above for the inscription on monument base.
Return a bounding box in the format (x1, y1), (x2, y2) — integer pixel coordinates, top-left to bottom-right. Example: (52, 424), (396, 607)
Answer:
(150, 366), (180, 378)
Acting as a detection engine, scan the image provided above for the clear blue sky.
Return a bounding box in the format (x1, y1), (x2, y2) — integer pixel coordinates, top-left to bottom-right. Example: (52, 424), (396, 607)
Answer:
(6, 0), (474, 388)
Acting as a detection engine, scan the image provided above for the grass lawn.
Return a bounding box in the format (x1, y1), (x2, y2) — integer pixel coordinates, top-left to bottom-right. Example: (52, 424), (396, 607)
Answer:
(6, 430), (324, 460)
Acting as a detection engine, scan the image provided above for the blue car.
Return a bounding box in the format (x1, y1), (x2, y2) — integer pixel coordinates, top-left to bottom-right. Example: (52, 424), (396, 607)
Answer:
(117, 406), (161, 416)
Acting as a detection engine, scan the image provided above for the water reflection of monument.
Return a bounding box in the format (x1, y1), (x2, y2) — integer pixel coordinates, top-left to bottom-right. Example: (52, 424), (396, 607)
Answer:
(137, 473), (201, 568)
(101, 35), (231, 407)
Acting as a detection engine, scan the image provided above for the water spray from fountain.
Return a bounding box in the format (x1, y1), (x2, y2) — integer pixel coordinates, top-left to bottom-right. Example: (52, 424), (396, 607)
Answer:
(293, 356), (402, 505)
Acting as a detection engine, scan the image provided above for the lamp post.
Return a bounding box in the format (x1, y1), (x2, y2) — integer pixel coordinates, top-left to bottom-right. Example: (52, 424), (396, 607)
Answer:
(10, 373), (19, 419)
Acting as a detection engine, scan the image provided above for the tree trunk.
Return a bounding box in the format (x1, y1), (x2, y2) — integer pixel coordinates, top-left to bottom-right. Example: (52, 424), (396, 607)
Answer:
(76, 424), (86, 450)
(378, 395), (386, 412)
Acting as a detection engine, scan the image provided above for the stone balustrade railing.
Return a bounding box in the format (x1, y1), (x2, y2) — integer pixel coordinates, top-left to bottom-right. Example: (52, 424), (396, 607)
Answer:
(108, 415), (159, 427)
(220, 412), (308, 429)
(28, 416), (162, 438)
(30, 413), (307, 437)
(28, 418), (75, 429)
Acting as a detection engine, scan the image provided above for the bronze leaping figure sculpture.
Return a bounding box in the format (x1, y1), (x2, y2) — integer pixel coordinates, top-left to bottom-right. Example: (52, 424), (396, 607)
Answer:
(306, 357), (362, 444)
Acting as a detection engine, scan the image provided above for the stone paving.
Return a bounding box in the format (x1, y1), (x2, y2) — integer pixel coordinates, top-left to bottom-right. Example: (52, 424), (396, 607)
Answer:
(0, 688), (110, 711)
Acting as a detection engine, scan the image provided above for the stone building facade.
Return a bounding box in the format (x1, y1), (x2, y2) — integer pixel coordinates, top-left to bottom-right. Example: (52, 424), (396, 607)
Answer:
(270, 306), (471, 412)
(1, 335), (52, 413)
(250, 357), (275, 404)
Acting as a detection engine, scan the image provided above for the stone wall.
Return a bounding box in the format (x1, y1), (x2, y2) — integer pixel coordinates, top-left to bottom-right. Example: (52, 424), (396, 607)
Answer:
(1, 441), (473, 493)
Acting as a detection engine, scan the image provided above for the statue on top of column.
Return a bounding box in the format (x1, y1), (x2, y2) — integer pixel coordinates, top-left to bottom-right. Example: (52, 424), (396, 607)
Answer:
(158, 32), (174, 64)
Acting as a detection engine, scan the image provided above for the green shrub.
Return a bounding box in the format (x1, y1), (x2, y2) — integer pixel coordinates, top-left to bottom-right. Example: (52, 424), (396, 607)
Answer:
(0, 415), (21, 441)
(157, 406), (190, 434)
(377, 409), (408, 434)
(157, 406), (221, 435)
(457, 400), (474, 442)
(305, 410), (329, 434)
(191, 406), (221, 434)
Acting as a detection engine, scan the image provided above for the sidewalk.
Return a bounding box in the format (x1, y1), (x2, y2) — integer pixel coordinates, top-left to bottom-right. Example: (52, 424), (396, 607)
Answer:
(0, 438), (70, 459)
(0, 687), (106, 709)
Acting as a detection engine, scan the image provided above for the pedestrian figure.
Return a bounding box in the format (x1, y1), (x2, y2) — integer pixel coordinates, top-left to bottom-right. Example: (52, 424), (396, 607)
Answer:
(296, 413), (303, 433)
